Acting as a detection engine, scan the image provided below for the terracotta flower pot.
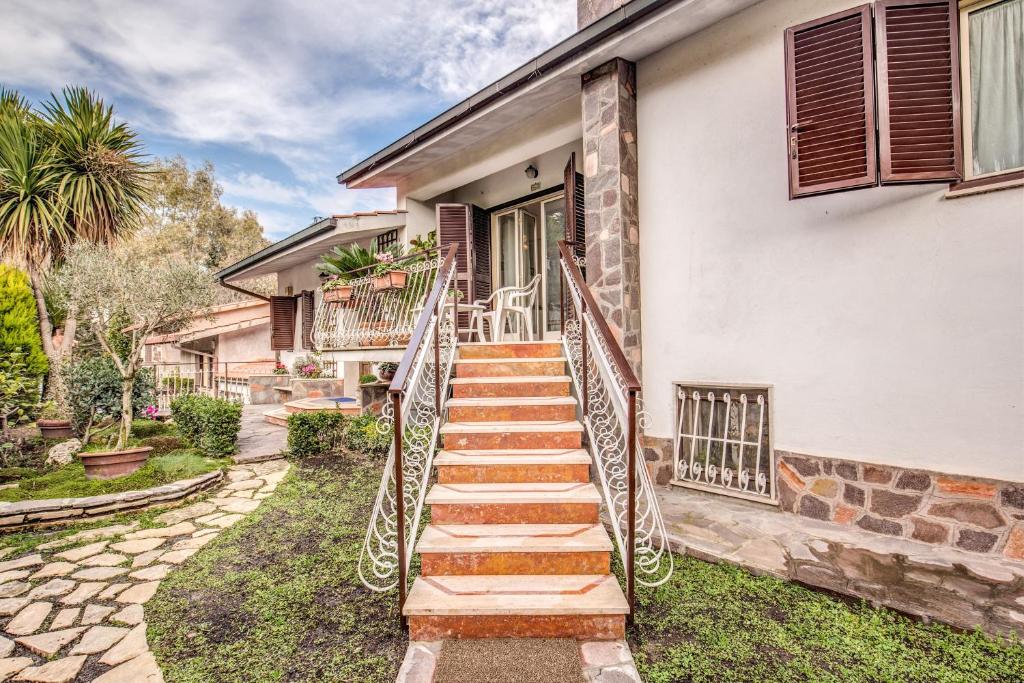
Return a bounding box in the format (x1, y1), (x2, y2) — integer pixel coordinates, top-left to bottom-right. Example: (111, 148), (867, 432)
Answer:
(323, 285), (353, 303)
(372, 270), (408, 291)
(79, 446), (152, 480)
(38, 420), (75, 440)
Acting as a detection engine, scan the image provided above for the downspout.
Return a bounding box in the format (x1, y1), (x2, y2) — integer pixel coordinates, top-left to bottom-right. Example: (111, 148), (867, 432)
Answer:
(219, 278), (271, 302)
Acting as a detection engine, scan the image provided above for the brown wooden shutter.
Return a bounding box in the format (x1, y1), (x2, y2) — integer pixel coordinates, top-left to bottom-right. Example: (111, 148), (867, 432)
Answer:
(875, 0), (961, 182)
(300, 290), (315, 350)
(437, 203), (476, 331)
(270, 295), (296, 351)
(564, 154), (585, 258)
(785, 5), (878, 198)
(471, 205), (490, 306)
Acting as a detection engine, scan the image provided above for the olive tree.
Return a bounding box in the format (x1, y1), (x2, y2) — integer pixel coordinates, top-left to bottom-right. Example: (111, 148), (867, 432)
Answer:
(60, 242), (216, 449)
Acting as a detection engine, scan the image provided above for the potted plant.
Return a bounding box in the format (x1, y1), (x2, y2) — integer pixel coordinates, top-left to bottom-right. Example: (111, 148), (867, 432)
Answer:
(321, 275), (353, 303)
(372, 251), (409, 291)
(273, 361), (289, 376)
(377, 362), (399, 381)
(37, 401), (75, 440)
(60, 243), (216, 479)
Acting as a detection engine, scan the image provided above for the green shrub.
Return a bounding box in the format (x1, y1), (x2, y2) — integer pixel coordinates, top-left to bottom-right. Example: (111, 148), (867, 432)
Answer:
(0, 266), (47, 380)
(359, 374), (378, 385)
(344, 414), (391, 457)
(0, 353), (38, 427)
(171, 395), (242, 457)
(287, 411), (347, 457)
(63, 356), (155, 434)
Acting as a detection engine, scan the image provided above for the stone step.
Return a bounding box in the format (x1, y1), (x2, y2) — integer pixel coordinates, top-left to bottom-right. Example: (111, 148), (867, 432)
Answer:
(426, 482), (601, 524)
(283, 397), (361, 416)
(450, 376), (572, 399)
(440, 420), (583, 451)
(454, 357), (567, 379)
(418, 523), (613, 575)
(446, 396), (577, 422)
(263, 409), (289, 427)
(435, 449), (591, 483)
(404, 574), (628, 640)
(458, 341), (563, 359)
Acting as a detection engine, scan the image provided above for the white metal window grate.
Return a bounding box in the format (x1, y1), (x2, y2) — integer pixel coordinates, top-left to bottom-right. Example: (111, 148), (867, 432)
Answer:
(672, 383), (775, 504)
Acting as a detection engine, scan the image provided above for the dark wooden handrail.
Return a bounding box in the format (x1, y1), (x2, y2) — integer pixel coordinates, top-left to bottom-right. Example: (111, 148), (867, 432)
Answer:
(557, 241), (640, 390)
(385, 242), (458, 625)
(388, 244), (458, 394)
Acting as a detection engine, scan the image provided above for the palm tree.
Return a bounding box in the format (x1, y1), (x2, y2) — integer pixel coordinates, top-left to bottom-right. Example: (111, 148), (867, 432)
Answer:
(0, 86), (149, 407)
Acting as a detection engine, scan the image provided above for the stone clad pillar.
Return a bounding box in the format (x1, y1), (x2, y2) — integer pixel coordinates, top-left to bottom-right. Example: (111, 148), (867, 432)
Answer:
(581, 57), (642, 375)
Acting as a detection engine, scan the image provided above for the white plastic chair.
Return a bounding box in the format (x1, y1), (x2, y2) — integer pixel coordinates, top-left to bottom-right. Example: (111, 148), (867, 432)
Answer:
(471, 287), (513, 342)
(497, 275), (542, 342)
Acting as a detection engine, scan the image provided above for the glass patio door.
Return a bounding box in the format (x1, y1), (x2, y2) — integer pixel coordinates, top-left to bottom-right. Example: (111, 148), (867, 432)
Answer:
(492, 208), (541, 339)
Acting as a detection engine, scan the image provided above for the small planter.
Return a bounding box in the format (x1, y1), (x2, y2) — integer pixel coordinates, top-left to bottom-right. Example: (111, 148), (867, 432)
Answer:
(79, 446), (152, 480)
(38, 420), (75, 440)
(323, 286), (353, 303)
(379, 369), (396, 382)
(372, 270), (408, 291)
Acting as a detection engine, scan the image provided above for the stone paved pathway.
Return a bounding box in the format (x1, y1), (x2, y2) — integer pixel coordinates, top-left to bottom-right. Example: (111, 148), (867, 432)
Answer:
(0, 459), (289, 682)
(234, 405), (288, 464)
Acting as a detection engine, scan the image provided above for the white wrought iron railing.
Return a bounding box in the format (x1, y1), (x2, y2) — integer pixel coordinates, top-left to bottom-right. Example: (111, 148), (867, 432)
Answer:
(144, 361), (266, 412)
(312, 251), (441, 350)
(673, 384), (775, 503)
(557, 242), (673, 608)
(357, 245), (459, 605)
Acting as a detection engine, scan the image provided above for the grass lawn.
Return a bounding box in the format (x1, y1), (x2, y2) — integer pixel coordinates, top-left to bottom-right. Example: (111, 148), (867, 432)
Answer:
(147, 453), (406, 683)
(145, 449), (1023, 683)
(0, 420), (228, 502)
(630, 555), (1024, 682)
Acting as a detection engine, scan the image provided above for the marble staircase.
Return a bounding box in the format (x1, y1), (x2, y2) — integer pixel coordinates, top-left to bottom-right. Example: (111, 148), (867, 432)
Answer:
(403, 340), (629, 640)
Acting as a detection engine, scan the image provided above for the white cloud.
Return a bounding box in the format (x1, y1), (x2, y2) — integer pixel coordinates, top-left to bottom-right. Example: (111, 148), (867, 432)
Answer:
(0, 0), (576, 237)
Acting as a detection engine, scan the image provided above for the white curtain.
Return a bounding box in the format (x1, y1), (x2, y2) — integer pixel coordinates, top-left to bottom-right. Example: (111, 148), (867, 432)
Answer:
(969, 0), (1024, 176)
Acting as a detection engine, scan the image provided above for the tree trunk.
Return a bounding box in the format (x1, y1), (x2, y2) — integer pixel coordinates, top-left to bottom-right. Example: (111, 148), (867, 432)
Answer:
(117, 374), (134, 451)
(27, 263), (76, 411)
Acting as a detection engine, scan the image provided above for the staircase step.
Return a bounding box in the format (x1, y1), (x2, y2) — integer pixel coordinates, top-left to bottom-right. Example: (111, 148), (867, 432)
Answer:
(435, 449), (591, 483)
(404, 574), (628, 640)
(455, 357), (567, 378)
(451, 376), (572, 398)
(426, 482), (600, 524)
(418, 523), (612, 575)
(263, 408), (289, 427)
(447, 396), (577, 422)
(459, 341), (563, 359)
(440, 420), (583, 450)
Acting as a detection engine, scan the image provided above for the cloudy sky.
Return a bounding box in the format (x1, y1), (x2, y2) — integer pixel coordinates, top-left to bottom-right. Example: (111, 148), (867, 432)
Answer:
(1, 0), (577, 239)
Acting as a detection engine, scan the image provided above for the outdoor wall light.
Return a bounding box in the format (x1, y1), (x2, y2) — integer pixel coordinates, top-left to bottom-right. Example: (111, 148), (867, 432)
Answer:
(524, 164), (539, 179)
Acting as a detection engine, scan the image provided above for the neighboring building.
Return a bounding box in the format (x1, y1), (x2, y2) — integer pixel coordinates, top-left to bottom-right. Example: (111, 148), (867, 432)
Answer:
(215, 0), (1023, 566)
(144, 299), (275, 380)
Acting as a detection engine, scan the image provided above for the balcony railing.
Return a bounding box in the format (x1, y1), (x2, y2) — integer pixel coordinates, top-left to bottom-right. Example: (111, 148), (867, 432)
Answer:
(312, 250), (441, 351)
(144, 361), (282, 412)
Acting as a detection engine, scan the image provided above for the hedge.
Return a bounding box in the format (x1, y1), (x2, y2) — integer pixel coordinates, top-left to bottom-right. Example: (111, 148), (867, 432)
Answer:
(287, 412), (392, 458)
(171, 395), (242, 457)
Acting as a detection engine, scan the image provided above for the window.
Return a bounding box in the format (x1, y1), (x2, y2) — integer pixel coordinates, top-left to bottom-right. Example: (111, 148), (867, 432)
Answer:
(959, 0), (1024, 179)
(376, 229), (398, 251)
(785, 0), (1022, 197)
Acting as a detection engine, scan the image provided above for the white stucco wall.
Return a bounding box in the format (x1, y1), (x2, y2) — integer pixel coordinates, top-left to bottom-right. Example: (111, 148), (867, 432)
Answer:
(636, 0), (1024, 481)
(218, 324), (273, 363)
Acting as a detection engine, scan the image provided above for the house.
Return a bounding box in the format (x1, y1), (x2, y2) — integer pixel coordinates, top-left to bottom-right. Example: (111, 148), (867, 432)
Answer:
(215, 210), (409, 395)
(142, 299), (276, 407)
(216, 0), (1023, 638)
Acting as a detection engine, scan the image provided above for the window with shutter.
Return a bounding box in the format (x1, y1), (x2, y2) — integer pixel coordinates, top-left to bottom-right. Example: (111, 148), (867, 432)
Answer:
(785, 5), (878, 198)
(300, 290), (315, 350)
(563, 154), (586, 259)
(270, 295), (296, 351)
(876, 0), (962, 182)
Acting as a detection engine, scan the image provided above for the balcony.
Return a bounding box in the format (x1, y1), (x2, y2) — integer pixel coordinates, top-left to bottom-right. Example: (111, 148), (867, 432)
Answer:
(312, 251), (441, 351)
